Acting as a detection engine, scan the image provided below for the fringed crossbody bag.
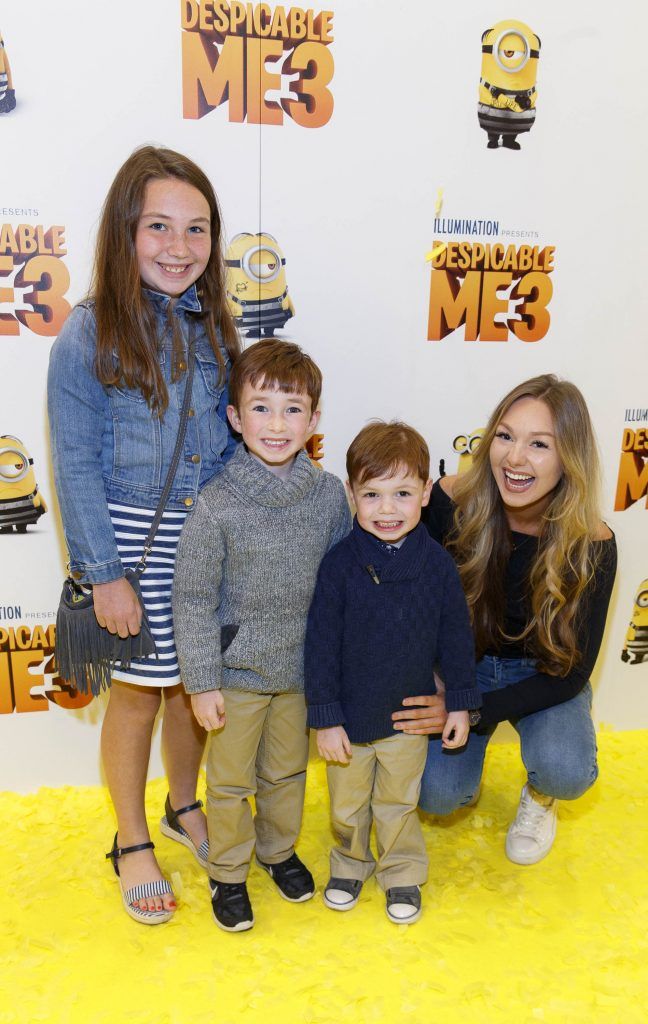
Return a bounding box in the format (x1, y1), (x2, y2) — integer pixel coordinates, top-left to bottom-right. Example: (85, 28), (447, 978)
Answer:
(55, 326), (197, 696)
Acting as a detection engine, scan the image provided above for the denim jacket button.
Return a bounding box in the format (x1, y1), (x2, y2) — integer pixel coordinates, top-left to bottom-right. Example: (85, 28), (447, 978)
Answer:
(71, 571), (83, 580)
(188, 408), (195, 417)
(190, 454), (201, 464)
(184, 497), (194, 507)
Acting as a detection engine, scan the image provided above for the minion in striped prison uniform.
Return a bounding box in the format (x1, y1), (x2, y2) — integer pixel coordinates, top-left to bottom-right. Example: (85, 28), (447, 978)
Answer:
(478, 20), (540, 150)
(621, 579), (648, 665)
(225, 233), (295, 338)
(0, 437), (47, 533)
(0, 32), (16, 113)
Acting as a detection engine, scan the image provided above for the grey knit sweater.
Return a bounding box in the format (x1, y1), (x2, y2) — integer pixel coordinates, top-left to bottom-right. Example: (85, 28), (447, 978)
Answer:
(173, 445), (351, 694)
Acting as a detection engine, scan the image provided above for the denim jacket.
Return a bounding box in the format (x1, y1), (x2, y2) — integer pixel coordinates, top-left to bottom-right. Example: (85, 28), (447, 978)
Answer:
(47, 285), (238, 584)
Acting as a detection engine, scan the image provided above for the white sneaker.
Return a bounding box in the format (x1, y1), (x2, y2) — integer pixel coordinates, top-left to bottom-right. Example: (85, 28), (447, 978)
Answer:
(385, 885), (422, 924)
(323, 877), (362, 911)
(505, 784), (557, 865)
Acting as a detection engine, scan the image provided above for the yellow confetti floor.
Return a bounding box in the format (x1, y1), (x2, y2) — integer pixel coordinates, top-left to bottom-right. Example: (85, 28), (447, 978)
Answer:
(3, 731), (648, 1024)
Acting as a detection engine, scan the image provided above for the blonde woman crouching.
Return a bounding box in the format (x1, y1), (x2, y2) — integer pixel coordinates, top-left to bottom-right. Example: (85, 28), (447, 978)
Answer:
(392, 375), (616, 865)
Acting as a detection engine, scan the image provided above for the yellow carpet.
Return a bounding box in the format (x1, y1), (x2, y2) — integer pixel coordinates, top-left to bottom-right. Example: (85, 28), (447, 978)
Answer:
(3, 732), (647, 1024)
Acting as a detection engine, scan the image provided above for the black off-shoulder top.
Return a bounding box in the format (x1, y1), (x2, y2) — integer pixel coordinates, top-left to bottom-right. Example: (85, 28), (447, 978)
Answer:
(423, 480), (617, 727)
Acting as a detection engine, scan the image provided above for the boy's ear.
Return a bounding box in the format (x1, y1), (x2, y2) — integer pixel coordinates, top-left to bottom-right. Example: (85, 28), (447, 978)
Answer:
(226, 405), (241, 433)
(345, 480), (356, 506)
(421, 478), (433, 507)
(307, 407), (321, 434)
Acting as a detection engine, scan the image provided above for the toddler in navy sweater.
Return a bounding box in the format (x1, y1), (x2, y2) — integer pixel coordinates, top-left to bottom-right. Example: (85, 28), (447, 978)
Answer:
(305, 421), (481, 925)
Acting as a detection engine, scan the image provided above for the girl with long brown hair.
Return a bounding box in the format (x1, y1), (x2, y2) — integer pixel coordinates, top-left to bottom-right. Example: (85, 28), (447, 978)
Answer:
(48, 146), (240, 922)
(393, 375), (616, 864)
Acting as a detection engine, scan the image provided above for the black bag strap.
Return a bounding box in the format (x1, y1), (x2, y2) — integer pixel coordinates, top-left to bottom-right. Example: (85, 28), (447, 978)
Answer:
(134, 320), (197, 574)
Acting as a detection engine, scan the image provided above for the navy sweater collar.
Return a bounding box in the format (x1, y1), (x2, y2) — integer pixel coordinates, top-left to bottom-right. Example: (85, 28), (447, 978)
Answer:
(350, 519), (428, 582)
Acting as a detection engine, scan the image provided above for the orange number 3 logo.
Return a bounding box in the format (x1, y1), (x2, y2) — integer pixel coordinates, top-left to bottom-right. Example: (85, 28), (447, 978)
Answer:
(0, 255), (71, 337)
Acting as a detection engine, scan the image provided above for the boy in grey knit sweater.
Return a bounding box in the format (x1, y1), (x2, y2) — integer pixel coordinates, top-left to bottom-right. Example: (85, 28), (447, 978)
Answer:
(173, 340), (350, 932)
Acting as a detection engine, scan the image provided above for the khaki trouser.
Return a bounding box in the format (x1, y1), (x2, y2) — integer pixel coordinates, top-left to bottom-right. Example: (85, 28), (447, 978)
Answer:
(205, 689), (309, 882)
(326, 732), (429, 890)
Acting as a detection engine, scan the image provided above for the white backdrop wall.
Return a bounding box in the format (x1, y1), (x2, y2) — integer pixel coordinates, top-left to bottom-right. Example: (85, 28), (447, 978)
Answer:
(1, 1), (646, 792)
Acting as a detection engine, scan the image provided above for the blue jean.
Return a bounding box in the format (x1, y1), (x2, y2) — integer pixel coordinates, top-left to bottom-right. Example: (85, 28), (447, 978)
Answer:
(419, 656), (598, 815)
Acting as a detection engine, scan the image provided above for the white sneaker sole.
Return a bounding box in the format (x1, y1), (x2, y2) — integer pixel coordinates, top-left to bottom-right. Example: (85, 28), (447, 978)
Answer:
(386, 905), (422, 925)
(211, 908), (254, 932)
(209, 883), (254, 932)
(273, 889), (314, 904)
(323, 892), (360, 912)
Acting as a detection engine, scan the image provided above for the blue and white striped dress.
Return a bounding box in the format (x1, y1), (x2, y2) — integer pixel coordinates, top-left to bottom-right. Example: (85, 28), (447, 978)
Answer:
(108, 501), (188, 686)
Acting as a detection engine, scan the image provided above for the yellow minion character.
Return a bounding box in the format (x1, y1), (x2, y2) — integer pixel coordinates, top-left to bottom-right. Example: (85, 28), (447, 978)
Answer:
(453, 429), (484, 474)
(0, 31), (16, 114)
(0, 436), (47, 533)
(479, 20), (540, 149)
(225, 233), (295, 338)
(437, 428), (484, 478)
(621, 579), (648, 665)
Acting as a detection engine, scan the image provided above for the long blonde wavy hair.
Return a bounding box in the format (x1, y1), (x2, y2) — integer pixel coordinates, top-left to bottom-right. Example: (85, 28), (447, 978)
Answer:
(449, 375), (603, 675)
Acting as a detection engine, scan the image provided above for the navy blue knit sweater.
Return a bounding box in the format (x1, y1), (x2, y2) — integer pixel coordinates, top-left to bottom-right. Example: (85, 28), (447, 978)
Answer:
(304, 519), (481, 743)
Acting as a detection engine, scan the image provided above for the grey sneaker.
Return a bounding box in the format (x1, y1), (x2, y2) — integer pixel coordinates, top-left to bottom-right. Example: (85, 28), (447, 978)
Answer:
(505, 784), (557, 865)
(385, 885), (422, 924)
(323, 877), (363, 911)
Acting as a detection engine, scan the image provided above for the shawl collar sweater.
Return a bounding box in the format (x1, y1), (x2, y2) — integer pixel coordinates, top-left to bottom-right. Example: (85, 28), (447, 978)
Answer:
(173, 445), (351, 695)
(305, 519), (481, 743)
(220, 444), (320, 508)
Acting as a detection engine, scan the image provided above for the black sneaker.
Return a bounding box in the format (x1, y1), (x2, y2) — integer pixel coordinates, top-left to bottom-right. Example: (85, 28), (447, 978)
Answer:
(209, 879), (254, 932)
(257, 852), (315, 902)
(385, 885), (422, 925)
(323, 877), (362, 911)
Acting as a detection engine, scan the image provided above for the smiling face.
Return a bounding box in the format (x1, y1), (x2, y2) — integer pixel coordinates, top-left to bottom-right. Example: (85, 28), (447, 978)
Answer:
(348, 465), (432, 545)
(489, 396), (563, 530)
(135, 177), (212, 296)
(227, 381), (319, 480)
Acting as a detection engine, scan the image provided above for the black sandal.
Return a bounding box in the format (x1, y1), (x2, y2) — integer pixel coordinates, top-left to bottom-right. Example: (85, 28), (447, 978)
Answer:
(159, 795), (209, 868)
(105, 834), (174, 925)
